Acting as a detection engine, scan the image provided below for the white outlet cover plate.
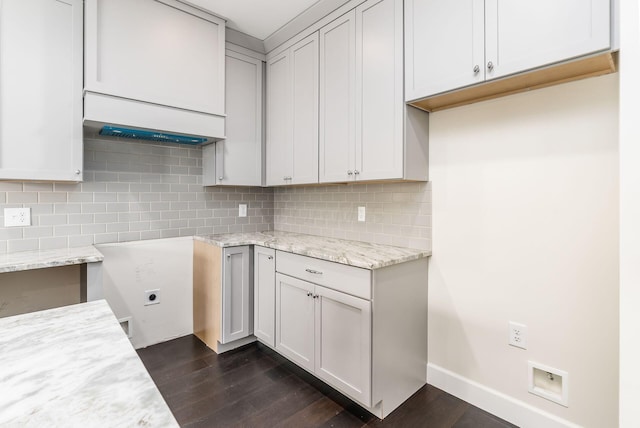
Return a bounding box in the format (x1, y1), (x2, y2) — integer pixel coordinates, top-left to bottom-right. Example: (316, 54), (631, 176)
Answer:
(4, 208), (31, 227)
(239, 204), (247, 217)
(508, 321), (527, 349)
(358, 206), (366, 222)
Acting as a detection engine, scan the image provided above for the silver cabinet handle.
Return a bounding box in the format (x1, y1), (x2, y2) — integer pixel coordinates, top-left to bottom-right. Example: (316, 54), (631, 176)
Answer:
(227, 254), (231, 260)
(347, 170), (353, 175)
(354, 170), (360, 175)
(313, 294), (319, 299)
(487, 61), (494, 71)
(305, 268), (323, 275)
(307, 292), (313, 297)
(473, 65), (480, 74)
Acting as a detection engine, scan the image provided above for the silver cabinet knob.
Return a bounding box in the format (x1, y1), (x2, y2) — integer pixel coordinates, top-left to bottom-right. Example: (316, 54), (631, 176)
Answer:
(75, 169), (81, 175)
(218, 176), (223, 180)
(283, 176), (292, 181)
(267, 255), (273, 260)
(307, 292), (313, 297)
(313, 294), (319, 299)
(347, 170), (353, 175)
(354, 170), (360, 175)
(473, 65), (480, 74)
(487, 61), (494, 71)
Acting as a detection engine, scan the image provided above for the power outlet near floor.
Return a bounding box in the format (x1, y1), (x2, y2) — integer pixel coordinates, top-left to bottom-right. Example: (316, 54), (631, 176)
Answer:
(508, 321), (527, 349)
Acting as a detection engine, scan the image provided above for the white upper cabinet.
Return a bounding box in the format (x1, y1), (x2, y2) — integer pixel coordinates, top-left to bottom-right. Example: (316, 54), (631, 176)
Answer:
(355, 0), (404, 181)
(85, 0), (225, 115)
(485, 0), (611, 80)
(406, 0), (612, 101)
(204, 49), (263, 186)
(405, 0), (484, 101)
(319, 11), (357, 183)
(266, 33), (319, 186)
(318, 0), (427, 184)
(0, 0), (83, 181)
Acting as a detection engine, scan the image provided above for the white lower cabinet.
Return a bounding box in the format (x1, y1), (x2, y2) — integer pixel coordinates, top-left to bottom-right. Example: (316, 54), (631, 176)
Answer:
(314, 284), (371, 407)
(275, 273), (316, 372)
(254, 246), (276, 347)
(266, 250), (427, 418)
(193, 241), (254, 354)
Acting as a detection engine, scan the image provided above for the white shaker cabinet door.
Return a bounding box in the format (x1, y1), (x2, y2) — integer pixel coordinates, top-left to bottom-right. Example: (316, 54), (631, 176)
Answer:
(0, 0), (83, 181)
(266, 50), (293, 186)
(275, 273), (315, 372)
(485, 0), (611, 80)
(290, 33), (320, 185)
(214, 50), (263, 186)
(85, 0), (225, 115)
(221, 246), (252, 345)
(319, 11), (357, 184)
(355, 0), (404, 181)
(404, 0), (485, 100)
(254, 247), (276, 348)
(315, 285), (372, 408)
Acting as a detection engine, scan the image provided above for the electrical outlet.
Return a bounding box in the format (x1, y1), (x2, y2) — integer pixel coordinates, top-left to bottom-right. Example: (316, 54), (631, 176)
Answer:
(144, 289), (160, 306)
(239, 204), (247, 217)
(358, 206), (366, 222)
(508, 321), (527, 349)
(4, 208), (31, 227)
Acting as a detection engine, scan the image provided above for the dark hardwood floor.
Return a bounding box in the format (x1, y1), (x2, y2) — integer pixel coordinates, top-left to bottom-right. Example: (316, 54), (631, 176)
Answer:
(137, 335), (517, 428)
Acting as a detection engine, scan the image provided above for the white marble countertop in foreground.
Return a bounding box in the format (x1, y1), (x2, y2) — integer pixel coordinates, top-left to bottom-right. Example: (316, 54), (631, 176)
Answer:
(195, 231), (430, 269)
(0, 246), (104, 274)
(0, 300), (178, 428)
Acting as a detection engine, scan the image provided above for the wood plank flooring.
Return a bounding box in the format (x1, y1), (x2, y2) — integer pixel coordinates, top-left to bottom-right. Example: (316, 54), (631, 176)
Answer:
(137, 335), (518, 428)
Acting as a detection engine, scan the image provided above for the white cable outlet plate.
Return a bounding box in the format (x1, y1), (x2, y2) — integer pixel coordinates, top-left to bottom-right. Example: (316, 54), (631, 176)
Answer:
(239, 204), (247, 217)
(144, 289), (160, 306)
(4, 208), (31, 227)
(508, 321), (527, 349)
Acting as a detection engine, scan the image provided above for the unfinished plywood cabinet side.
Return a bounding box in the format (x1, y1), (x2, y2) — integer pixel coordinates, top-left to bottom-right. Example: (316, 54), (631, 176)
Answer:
(193, 240), (222, 350)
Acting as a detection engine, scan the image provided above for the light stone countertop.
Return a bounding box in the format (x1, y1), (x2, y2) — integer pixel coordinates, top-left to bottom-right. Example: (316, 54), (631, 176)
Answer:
(0, 300), (178, 427)
(0, 246), (104, 274)
(195, 231), (431, 270)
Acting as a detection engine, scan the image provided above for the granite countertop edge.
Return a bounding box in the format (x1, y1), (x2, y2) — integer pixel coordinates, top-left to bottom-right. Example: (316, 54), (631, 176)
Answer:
(0, 246), (104, 274)
(194, 231), (431, 270)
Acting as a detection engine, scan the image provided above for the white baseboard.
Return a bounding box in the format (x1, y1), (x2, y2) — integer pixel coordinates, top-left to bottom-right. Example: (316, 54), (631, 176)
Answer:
(427, 363), (581, 428)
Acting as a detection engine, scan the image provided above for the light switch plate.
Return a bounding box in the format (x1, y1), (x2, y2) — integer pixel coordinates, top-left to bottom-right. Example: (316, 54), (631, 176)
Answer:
(4, 208), (31, 227)
(239, 204), (247, 217)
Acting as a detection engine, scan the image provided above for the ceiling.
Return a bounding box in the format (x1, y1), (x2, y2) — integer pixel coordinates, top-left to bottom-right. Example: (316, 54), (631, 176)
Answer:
(186, 0), (322, 40)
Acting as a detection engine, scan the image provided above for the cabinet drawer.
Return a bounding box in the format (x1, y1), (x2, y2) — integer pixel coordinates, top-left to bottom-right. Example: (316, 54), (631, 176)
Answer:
(276, 251), (371, 300)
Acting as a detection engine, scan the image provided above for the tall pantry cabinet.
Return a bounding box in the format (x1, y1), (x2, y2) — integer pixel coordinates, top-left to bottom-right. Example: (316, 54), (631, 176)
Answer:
(0, 0), (83, 181)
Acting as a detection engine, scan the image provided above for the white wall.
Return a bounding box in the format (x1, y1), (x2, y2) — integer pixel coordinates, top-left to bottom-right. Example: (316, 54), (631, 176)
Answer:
(428, 74), (619, 427)
(619, 0), (640, 425)
(98, 237), (193, 349)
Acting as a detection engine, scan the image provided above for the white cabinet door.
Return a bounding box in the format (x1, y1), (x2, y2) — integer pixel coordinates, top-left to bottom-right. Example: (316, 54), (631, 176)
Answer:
(485, 0), (611, 80)
(275, 273), (315, 372)
(204, 50), (263, 186)
(266, 50), (293, 186)
(404, 0), (485, 100)
(355, 0), (403, 181)
(85, 0), (225, 115)
(319, 11), (356, 184)
(290, 34), (319, 185)
(254, 246), (276, 347)
(266, 33), (319, 186)
(315, 285), (372, 407)
(0, 0), (83, 181)
(221, 246), (252, 344)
